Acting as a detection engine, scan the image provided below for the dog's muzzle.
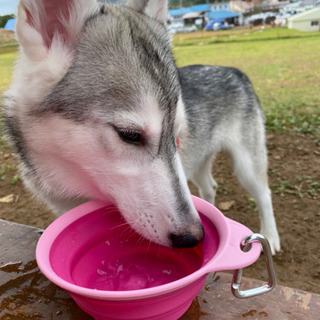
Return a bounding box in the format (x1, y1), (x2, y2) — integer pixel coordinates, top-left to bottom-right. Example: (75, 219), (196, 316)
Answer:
(169, 223), (204, 248)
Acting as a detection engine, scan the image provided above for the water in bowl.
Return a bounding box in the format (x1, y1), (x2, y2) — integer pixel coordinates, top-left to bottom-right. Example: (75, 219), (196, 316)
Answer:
(71, 240), (202, 291)
(49, 207), (204, 292)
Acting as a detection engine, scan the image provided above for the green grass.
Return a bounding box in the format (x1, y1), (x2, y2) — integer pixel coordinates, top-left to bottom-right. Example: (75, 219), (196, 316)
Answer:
(271, 177), (320, 199)
(173, 27), (320, 136)
(0, 35), (18, 49)
(0, 163), (19, 185)
(0, 27), (319, 138)
(0, 48), (16, 94)
(0, 48), (17, 146)
(172, 27), (319, 46)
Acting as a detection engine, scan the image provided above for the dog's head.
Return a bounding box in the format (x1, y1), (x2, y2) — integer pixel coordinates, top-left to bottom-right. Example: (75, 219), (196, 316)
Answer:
(5, 0), (203, 248)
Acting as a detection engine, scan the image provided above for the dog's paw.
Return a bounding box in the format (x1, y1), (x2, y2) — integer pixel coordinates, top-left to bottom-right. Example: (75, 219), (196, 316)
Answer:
(260, 228), (281, 255)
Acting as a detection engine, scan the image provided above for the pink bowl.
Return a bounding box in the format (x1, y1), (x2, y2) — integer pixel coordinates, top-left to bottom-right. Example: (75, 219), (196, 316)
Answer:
(36, 196), (261, 320)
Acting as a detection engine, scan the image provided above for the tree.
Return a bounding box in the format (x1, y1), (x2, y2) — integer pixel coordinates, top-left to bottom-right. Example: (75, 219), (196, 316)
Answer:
(0, 14), (15, 29)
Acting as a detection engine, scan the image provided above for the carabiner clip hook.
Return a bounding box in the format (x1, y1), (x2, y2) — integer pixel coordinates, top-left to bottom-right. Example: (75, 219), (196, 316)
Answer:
(231, 233), (277, 299)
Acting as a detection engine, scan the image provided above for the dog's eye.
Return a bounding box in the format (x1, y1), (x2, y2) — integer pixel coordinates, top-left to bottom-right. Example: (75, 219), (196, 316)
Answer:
(118, 130), (141, 143)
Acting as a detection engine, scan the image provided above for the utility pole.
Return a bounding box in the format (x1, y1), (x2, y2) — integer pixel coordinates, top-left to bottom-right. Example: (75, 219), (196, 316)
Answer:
(180, 0), (183, 8)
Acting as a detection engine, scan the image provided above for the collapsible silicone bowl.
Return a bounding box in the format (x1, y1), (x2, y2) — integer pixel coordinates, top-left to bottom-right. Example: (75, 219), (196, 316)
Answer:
(36, 196), (269, 320)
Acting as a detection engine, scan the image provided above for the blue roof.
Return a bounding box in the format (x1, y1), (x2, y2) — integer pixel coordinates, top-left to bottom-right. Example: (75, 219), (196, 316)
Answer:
(208, 10), (240, 20)
(169, 8), (193, 17)
(4, 18), (16, 31)
(190, 4), (211, 12)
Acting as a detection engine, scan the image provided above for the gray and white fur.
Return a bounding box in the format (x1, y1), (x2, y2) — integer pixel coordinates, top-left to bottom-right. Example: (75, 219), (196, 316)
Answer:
(179, 65), (280, 253)
(2, 0), (280, 253)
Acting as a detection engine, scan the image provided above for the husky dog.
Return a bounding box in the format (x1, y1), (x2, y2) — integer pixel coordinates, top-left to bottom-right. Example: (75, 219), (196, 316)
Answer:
(2, 0), (280, 253)
(178, 65), (280, 254)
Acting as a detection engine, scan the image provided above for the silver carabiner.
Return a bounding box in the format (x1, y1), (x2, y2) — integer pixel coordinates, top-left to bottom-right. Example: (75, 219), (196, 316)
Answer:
(231, 233), (277, 299)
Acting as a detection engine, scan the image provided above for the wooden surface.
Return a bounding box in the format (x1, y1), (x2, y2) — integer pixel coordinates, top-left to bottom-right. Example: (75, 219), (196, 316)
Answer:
(1, 218), (319, 320)
(181, 273), (320, 320)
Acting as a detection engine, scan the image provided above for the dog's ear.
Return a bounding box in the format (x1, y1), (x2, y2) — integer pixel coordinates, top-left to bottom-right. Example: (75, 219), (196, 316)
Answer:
(127, 0), (168, 23)
(16, 0), (98, 60)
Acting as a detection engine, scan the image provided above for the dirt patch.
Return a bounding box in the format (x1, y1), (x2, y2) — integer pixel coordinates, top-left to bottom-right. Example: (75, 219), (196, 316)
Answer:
(0, 131), (319, 294)
(0, 29), (15, 41)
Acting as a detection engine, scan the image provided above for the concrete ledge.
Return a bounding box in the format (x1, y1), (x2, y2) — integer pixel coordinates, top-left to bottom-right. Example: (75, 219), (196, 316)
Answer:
(1, 219), (319, 320)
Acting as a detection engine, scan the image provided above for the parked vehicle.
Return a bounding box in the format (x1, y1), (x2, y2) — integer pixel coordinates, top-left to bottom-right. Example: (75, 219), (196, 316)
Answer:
(205, 20), (232, 31)
(168, 24), (197, 34)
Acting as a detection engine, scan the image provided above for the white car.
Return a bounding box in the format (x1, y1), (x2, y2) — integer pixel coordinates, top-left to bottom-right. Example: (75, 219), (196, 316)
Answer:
(168, 25), (197, 34)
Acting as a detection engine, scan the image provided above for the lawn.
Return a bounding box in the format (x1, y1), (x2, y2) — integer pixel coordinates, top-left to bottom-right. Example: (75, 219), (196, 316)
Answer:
(0, 27), (319, 135)
(172, 27), (320, 135)
(172, 26), (319, 46)
(0, 48), (16, 145)
(0, 48), (16, 94)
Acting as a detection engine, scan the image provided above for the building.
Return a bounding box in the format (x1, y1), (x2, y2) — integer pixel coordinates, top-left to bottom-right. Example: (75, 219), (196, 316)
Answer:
(211, 2), (230, 12)
(4, 18), (16, 31)
(182, 4), (211, 26)
(288, 8), (320, 32)
(169, 4), (211, 27)
(230, 0), (290, 14)
(230, 1), (253, 14)
(169, 3), (242, 29)
(169, 7), (193, 21)
(206, 10), (242, 28)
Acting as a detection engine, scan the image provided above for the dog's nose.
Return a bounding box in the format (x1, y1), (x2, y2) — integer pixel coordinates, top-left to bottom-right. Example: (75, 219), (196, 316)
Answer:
(170, 225), (204, 248)
(170, 233), (199, 248)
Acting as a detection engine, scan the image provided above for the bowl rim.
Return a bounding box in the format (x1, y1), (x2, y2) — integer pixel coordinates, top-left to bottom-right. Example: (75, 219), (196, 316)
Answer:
(36, 196), (258, 300)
